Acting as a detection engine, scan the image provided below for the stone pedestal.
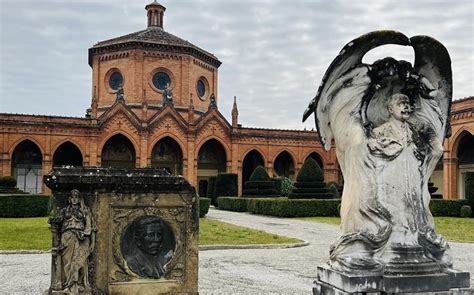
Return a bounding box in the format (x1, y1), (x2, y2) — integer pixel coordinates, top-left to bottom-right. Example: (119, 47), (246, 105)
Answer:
(44, 167), (199, 295)
(313, 264), (471, 295)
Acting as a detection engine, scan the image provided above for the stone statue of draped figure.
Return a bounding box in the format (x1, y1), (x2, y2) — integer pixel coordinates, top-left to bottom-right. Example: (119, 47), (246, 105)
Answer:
(303, 30), (453, 276)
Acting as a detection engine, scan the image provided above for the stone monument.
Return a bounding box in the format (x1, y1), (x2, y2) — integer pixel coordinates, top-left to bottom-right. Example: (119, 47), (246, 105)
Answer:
(303, 30), (471, 294)
(44, 167), (199, 294)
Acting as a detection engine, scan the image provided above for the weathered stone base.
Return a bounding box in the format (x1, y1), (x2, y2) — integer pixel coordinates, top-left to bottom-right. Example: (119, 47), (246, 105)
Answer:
(313, 264), (471, 295)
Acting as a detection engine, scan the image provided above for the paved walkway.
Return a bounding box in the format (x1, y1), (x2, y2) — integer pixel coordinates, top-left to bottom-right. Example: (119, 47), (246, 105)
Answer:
(1, 208), (473, 294)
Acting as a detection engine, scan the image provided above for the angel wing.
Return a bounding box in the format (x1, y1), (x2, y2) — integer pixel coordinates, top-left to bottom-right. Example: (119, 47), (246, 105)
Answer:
(303, 31), (452, 152)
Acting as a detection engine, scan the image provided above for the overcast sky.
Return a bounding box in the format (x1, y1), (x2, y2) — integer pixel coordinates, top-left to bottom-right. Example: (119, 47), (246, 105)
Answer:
(0, 0), (473, 130)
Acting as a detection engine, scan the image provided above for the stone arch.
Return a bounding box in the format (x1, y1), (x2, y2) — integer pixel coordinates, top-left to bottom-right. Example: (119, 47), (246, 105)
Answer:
(242, 149), (265, 189)
(9, 136), (45, 157)
(196, 138), (228, 198)
(195, 136), (231, 161)
(52, 141), (83, 167)
(149, 133), (187, 161)
(273, 150), (296, 179)
(304, 151), (324, 170)
(150, 136), (183, 175)
(11, 139), (43, 194)
(451, 128), (474, 156)
(100, 133), (137, 168)
(455, 130), (474, 198)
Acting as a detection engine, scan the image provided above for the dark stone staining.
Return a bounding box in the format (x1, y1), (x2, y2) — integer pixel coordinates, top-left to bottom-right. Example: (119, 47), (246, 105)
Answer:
(43, 167), (192, 193)
(121, 216), (175, 279)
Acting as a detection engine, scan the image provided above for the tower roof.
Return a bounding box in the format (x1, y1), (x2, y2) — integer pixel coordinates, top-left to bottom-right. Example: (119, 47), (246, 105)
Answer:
(88, 2), (221, 68)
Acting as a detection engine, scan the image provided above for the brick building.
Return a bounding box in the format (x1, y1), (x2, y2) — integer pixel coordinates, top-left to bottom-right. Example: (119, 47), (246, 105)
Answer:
(0, 2), (472, 199)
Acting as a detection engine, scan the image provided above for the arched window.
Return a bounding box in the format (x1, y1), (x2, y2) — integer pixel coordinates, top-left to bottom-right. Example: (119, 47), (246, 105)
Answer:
(456, 132), (474, 198)
(101, 134), (136, 168)
(11, 140), (43, 193)
(197, 139), (227, 197)
(242, 150), (264, 188)
(53, 142), (83, 167)
(151, 137), (183, 175)
(273, 151), (295, 179)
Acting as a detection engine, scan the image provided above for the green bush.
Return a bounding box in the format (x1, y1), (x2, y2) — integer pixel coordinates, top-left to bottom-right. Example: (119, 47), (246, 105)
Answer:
(296, 158), (323, 182)
(294, 182), (326, 189)
(280, 177), (294, 197)
(273, 177), (294, 197)
(247, 198), (340, 217)
(243, 166), (278, 196)
(429, 199), (469, 217)
(214, 173), (238, 199)
(244, 181), (275, 189)
(206, 176), (217, 206)
(217, 197), (249, 212)
(0, 176), (17, 188)
(460, 205), (472, 218)
(243, 188), (279, 196)
(0, 194), (51, 217)
(249, 166), (271, 181)
(290, 158), (332, 199)
(466, 172), (474, 211)
(199, 197), (211, 217)
(328, 183), (340, 198)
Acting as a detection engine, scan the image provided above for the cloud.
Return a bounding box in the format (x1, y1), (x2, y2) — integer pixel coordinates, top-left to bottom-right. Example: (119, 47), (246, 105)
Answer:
(1, 0), (472, 131)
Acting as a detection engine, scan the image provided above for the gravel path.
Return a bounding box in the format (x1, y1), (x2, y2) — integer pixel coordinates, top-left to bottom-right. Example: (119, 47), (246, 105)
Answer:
(1, 208), (473, 294)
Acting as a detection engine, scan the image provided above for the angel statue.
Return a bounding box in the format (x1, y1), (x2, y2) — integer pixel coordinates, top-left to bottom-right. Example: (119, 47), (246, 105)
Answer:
(303, 31), (453, 276)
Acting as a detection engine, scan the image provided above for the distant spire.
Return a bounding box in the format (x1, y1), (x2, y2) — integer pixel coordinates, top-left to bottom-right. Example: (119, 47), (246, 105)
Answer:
(232, 96), (238, 127)
(145, 1), (166, 29)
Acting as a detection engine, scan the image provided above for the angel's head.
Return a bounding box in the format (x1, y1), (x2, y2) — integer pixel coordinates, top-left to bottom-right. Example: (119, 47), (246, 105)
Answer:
(388, 94), (411, 122)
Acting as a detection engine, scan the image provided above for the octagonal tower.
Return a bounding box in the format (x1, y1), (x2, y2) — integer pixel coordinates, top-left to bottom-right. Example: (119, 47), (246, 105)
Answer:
(88, 1), (221, 121)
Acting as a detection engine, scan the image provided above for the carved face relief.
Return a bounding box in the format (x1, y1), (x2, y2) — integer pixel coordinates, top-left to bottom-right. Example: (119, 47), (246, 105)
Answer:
(69, 189), (80, 205)
(136, 222), (163, 256)
(388, 94), (411, 122)
(120, 216), (176, 279)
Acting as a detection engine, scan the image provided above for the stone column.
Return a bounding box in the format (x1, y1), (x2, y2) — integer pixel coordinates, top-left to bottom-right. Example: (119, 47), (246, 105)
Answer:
(443, 157), (458, 199)
(186, 137), (196, 187)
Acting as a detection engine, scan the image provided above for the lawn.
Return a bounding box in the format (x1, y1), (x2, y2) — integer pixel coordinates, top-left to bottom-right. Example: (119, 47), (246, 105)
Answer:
(298, 217), (474, 243)
(0, 217), (301, 251)
(199, 218), (301, 245)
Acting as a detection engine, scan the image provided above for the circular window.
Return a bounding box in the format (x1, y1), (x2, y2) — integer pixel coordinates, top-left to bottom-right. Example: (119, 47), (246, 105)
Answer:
(152, 72), (171, 91)
(109, 72), (123, 91)
(196, 77), (209, 101)
(197, 80), (206, 97)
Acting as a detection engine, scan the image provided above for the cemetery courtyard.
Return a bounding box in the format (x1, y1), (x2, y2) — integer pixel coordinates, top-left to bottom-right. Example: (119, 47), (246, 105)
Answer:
(1, 208), (473, 294)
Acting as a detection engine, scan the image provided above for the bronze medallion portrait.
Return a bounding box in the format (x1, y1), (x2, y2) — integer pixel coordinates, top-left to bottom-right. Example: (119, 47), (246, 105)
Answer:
(121, 216), (176, 279)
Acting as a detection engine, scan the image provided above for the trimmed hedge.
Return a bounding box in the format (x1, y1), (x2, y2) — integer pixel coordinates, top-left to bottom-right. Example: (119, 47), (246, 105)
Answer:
(243, 166), (278, 196)
(245, 181), (275, 189)
(429, 199), (469, 217)
(466, 172), (474, 215)
(0, 176), (17, 188)
(217, 197), (249, 212)
(249, 166), (271, 181)
(460, 205), (472, 218)
(247, 198), (340, 217)
(199, 197), (211, 217)
(214, 173), (238, 204)
(242, 188), (280, 196)
(294, 182), (326, 189)
(207, 176), (217, 206)
(296, 158), (323, 182)
(290, 158), (333, 199)
(0, 194), (51, 217)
